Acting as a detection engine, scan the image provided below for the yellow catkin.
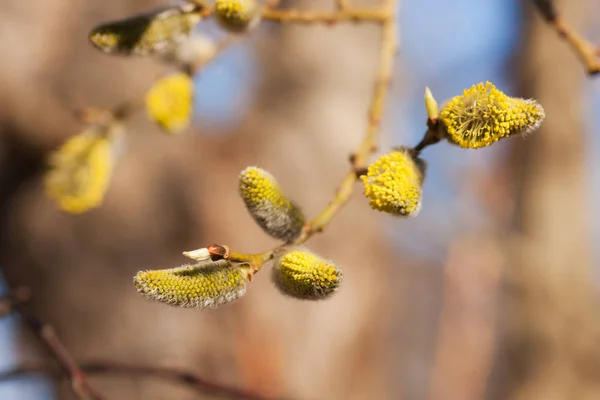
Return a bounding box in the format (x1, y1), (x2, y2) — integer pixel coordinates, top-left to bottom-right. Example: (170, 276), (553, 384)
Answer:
(439, 81), (545, 149)
(134, 260), (248, 308)
(272, 250), (342, 300)
(239, 166), (305, 242)
(361, 148), (425, 217)
(145, 72), (193, 134)
(45, 125), (121, 214)
(214, 0), (261, 33)
(89, 4), (202, 56)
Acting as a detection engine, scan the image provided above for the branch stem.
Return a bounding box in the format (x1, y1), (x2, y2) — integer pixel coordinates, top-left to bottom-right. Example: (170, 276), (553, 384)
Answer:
(294, 0), (397, 243)
(261, 7), (388, 24)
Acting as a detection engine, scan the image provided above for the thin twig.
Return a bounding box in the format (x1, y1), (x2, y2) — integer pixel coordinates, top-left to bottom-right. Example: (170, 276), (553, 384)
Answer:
(261, 7), (388, 24)
(20, 314), (106, 400)
(0, 363), (279, 400)
(294, 0), (397, 242)
(529, 0), (600, 76)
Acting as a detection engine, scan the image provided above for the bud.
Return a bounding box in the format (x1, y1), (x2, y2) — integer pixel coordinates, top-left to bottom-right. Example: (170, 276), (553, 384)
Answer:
(361, 147), (425, 217)
(89, 4), (203, 56)
(439, 81), (545, 149)
(182, 247), (211, 262)
(424, 87), (439, 120)
(45, 124), (123, 214)
(134, 260), (249, 308)
(272, 249), (343, 300)
(145, 72), (193, 135)
(215, 0), (261, 34)
(239, 167), (305, 242)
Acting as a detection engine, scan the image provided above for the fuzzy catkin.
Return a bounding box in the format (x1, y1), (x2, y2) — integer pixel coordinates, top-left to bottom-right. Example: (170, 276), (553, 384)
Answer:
(439, 81), (545, 149)
(134, 260), (248, 308)
(239, 167), (305, 242)
(272, 249), (343, 300)
(361, 147), (425, 217)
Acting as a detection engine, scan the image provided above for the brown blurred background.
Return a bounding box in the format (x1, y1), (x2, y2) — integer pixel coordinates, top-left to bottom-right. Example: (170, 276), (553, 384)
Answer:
(1, 0), (600, 399)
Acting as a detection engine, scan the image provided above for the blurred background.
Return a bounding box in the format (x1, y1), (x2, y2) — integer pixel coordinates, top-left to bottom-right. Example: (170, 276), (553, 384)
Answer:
(1, 0), (600, 399)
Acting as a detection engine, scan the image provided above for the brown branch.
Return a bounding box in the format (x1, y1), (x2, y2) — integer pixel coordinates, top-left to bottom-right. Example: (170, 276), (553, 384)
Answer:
(294, 0), (398, 242)
(261, 7), (388, 24)
(4, 288), (278, 399)
(530, 0), (600, 76)
(1, 288), (104, 399)
(20, 314), (106, 400)
(0, 362), (279, 400)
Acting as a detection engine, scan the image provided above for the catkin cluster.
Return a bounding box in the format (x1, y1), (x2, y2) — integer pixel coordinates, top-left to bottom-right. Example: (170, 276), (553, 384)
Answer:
(58, 1), (548, 311)
(359, 82), (544, 219)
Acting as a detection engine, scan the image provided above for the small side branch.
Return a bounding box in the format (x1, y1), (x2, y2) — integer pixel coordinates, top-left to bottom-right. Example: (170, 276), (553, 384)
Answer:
(0, 362), (277, 400)
(20, 314), (106, 400)
(530, 0), (600, 76)
(261, 7), (387, 24)
(295, 0), (398, 242)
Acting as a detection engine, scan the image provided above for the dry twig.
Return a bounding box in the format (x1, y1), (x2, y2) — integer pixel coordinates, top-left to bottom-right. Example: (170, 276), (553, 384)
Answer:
(530, 0), (600, 75)
(0, 362), (278, 400)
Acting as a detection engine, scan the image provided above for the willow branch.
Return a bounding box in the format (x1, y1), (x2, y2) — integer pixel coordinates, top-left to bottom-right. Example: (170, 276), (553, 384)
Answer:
(20, 314), (106, 400)
(294, 0), (397, 243)
(530, 0), (600, 76)
(0, 287), (31, 319)
(261, 7), (388, 24)
(0, 363), (277, 400)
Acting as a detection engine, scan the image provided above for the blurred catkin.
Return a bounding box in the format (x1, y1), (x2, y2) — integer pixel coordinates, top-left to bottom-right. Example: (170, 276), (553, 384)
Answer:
(89, 4), (203, 56)
(272, 249), (343, 300)
(239, 166), (305, 242)
(214, 0), (261, 33)
(361, 147), (425, 217)
(45, 124), (123, 214)
(439, 81), (545, 149)
(145, 72), (193, 134)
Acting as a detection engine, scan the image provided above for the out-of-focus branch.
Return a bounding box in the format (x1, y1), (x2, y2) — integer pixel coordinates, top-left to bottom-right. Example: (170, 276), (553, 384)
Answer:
(530, 0), (600, 75)
(2, 287), (275, 399)
(261, 7), (388, 24)
(0, 362), (279, 400)
(0, 287), (31, 319)
(19, 313), (106, 400)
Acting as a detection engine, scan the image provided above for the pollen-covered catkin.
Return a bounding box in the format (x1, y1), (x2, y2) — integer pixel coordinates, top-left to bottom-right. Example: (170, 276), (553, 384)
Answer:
(89, 4), (202, 56)
(439, 81), (545, 149)
(361, 147), (425, 217)
(145, 72), (193, 134)
(239, 167), (305, 242)
(272, 249), (343, 300)
(214, 0), (261, 33)
(44, 124), (123, 214)
(134, 260), (248, 308)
